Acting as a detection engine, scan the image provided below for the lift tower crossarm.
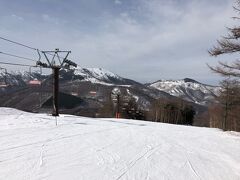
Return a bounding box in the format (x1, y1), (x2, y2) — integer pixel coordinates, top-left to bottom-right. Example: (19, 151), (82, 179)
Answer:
(38, 49), (76, 116)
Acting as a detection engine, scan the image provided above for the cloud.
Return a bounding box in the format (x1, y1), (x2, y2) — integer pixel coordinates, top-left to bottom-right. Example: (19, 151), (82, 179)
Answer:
(114, 0), (122, 5)
(11, 14), (24, 21)
(0, 0), (235, 84)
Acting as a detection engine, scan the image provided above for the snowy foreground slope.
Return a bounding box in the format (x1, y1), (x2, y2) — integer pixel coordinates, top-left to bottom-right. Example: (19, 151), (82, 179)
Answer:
(0, 108), (240, 180)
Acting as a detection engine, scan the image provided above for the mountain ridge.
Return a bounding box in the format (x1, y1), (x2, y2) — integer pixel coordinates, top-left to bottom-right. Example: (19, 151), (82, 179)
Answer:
(148, 78), (220, 105)
(0, 67), (219, 106)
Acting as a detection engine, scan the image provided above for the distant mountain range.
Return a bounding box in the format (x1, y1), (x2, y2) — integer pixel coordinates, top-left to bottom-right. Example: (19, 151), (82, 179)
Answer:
(147, 78), (220, 105)
(0, 67), (139, 87)
(0, 67), (220, 113)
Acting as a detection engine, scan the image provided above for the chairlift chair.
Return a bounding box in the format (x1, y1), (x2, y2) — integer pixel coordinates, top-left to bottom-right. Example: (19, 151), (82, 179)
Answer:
(28, 49), (43, 86)
(28, 66), (44, 109)
(28, 66), (42, 86)
(0, 67), (8, 88)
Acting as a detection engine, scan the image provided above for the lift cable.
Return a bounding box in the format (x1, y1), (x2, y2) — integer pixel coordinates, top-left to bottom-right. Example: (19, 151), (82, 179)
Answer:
(0, 36), (67, 61)
(0, 36), (37, 51)
(0, 37), (101, 81)
(0, 61), (36, 67)
(0, 42), (99, 82)
(0, 51), (37, 62)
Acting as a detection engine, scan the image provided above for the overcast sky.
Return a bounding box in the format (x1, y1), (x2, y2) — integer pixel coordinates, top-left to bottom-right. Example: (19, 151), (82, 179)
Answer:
(0, 0), (236, 85)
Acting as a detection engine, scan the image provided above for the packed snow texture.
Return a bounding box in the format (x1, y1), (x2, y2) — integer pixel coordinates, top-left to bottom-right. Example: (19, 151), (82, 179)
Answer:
(0, 108), (239, 180)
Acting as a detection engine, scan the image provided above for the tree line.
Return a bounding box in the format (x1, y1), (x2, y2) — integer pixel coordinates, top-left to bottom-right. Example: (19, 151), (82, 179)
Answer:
(208, 0), (240, 131)
(98, 93), (195, 125)
(148, 98), (195, 125)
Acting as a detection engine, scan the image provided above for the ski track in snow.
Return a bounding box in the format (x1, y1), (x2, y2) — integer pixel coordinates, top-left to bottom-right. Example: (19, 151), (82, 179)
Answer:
(115, 144), (161, 180)
(39, 144), (44, 167)
(184, 151), (201, 180)
(0, 108), (240, 180)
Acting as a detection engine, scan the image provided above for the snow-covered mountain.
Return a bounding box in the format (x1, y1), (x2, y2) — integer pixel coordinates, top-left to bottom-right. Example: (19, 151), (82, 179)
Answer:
(71, 67), (137, 86)
(74, 67), (122, 82)
(0, 67), (138, 87)
(0, 69), (26, 87)
(0, 67), (164, 112)
(148, 78), (220, 105)
(0, 107), (239, 180)
(0, 68), (219, 109)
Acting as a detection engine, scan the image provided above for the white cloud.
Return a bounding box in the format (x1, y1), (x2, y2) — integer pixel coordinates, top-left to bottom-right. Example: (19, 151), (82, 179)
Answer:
(11, 14), (24, 21)
(41, 14), (60, 25)
(0, 0), (235, 84)
(69, 0), (234, 84)
(114, 0), (122, 5)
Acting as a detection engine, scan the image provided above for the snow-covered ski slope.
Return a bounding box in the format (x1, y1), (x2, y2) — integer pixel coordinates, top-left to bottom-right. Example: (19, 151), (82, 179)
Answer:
(0, 108), (239, 180)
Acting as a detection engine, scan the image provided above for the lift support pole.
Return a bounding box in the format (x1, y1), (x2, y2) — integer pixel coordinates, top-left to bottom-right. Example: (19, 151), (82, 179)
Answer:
(40, 49), (76, 117)
(52, 66), (60, 116)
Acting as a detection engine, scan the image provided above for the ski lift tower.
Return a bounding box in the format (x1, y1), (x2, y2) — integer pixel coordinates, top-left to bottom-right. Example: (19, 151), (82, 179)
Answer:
(37, 48), (77, 116)
(111, 87), (121, 118)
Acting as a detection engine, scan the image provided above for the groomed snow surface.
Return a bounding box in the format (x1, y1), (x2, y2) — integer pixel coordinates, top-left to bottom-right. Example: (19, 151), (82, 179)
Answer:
(0, 108), (240, 180)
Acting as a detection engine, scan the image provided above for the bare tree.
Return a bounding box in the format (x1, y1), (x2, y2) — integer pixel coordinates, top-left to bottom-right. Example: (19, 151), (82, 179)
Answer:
(208, 0), (240, 132)
(208, 1), (240, 77)
(209, 79), (240, 131)
(151, 98), (195, 125)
